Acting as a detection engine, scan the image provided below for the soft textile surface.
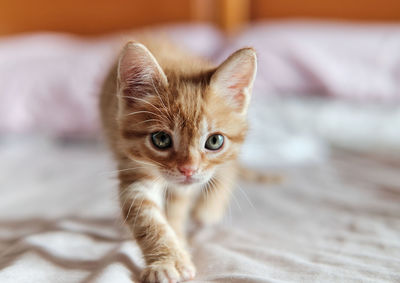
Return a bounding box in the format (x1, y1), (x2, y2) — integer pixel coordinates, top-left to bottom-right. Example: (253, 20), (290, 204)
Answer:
(241, 96), (400, 169)
(220, 21), (400, 101)
(1, 137), (399, 282)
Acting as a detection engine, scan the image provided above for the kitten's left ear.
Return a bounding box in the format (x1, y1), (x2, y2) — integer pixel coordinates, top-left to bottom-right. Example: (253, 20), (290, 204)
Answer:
(117, 41), (168, 102)
(210, 48), (257, 115)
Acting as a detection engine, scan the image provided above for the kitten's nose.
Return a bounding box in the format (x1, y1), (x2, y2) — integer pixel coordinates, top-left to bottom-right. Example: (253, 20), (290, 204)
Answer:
(178, 165), (197, 177)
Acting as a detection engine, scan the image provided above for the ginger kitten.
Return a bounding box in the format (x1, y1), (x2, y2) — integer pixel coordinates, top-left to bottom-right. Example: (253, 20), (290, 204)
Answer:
(100, 39), (257, 282)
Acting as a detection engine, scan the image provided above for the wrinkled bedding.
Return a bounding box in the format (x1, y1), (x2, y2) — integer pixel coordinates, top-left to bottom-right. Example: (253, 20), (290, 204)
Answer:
(0, 137), (399, 282)
(1, 22), (400, 283)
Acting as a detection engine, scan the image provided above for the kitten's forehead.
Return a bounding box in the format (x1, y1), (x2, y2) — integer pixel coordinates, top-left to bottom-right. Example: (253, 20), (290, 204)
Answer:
(172, 106), (204, 144)
(167, 82), (211, 149)
(170, 82), (205, 128)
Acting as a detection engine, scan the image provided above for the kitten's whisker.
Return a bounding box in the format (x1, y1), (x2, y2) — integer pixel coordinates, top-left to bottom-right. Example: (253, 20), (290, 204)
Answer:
(217, 175), (257, 218)
(125, 110), (168, 122)
(210, 177), (234, 225)
(123, 193), (138, 225)
(150, 77), (173, 122)
(227, 198), (233, 225)
(118, 187), (130, 208)
(211, 176), (242, 212)
(235, 183), (256, 211)
(144, 157), (166, 168)
(207, 177), (235, 224)
(132, 197), (145, 228)
(135, 119), (165, 126)
(134, 159), (157, 167)
(164, 88), (172, 115)
(203, 180), (210, 202)
(215, 174), (255, 211)
(98, 166), (149, 175)
(118, 95), (164, 115)
(115, 182), (138, 202)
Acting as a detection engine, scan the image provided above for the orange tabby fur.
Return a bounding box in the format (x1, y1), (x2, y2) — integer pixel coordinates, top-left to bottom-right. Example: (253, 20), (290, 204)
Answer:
(100, 38), (256, 283)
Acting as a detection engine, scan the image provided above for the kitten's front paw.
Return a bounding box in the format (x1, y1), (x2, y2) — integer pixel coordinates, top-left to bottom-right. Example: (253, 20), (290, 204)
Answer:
(140, 257), (196, 283)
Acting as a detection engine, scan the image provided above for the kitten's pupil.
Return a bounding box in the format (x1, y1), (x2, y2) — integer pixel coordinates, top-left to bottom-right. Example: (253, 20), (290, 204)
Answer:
(151, 132), (172, 149)
(205, 134), (224, 150)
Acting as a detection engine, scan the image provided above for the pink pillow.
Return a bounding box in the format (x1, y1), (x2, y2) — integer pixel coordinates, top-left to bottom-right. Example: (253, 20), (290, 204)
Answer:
(218, 21), (400, 101)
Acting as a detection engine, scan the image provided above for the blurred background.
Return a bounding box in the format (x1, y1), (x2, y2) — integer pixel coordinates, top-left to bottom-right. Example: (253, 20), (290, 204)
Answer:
(1, 0), (400, 165)
(1, 1), (400, 282)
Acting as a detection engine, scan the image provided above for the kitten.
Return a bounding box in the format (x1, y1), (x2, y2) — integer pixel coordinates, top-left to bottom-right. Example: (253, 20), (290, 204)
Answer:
(100, 38), (257, 283)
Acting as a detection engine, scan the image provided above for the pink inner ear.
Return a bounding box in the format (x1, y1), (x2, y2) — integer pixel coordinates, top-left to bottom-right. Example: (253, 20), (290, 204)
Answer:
(226, 75), (250, 108)
(227, 72), (252, 90)
(234, 92), (245, 108)
(211, 48), (256, 111)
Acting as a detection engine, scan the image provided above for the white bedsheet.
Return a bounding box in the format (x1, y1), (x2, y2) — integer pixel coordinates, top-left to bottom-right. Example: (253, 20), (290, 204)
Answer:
(0, 137), (399, 282)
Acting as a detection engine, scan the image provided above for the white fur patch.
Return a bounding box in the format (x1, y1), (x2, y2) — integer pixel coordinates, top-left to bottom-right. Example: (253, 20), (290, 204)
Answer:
(126, 179), (164, 208)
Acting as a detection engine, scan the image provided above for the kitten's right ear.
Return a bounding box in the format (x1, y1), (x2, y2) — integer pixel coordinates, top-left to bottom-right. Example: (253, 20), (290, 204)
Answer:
(210, 48), (257, 115)
(117, 41), (168, 101)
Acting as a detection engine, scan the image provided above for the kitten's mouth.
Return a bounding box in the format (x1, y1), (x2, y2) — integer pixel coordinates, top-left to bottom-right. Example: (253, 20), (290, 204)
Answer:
(161, 171), (209, 186)
(173, 175), (203, 186)
(180, 176), (196, 185)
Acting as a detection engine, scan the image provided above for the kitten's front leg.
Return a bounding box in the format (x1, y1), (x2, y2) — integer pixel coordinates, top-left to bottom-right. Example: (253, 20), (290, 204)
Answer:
(120, 180), (196, 283)
(165, 190), (192, 242)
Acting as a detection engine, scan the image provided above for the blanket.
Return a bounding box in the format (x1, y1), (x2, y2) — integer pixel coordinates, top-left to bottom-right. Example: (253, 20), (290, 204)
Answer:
(0, 137), (399, 282)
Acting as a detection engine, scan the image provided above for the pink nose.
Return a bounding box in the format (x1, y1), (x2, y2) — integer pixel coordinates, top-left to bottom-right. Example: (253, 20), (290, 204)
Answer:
(178, 165), (196, 177)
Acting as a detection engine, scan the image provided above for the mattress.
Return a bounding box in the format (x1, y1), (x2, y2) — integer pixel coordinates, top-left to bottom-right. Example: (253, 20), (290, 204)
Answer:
(0, 137), (399, 282)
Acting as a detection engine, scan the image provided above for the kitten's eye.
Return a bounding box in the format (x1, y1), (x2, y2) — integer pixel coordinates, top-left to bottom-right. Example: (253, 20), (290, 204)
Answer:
(205, 134), (224, 150)
(151, 132), (172, 149)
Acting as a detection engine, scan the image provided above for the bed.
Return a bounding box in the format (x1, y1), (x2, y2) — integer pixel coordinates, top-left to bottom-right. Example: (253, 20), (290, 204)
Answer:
(1, 1), (400, 282)
(1, 136), (399, 282)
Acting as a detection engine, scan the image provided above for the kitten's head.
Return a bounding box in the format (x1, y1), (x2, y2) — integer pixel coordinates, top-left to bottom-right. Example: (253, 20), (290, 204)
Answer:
(116, 42), (256, 187)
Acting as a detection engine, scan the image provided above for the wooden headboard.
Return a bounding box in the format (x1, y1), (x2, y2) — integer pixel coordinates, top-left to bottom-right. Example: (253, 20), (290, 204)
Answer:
(1, 0), (399, 36)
